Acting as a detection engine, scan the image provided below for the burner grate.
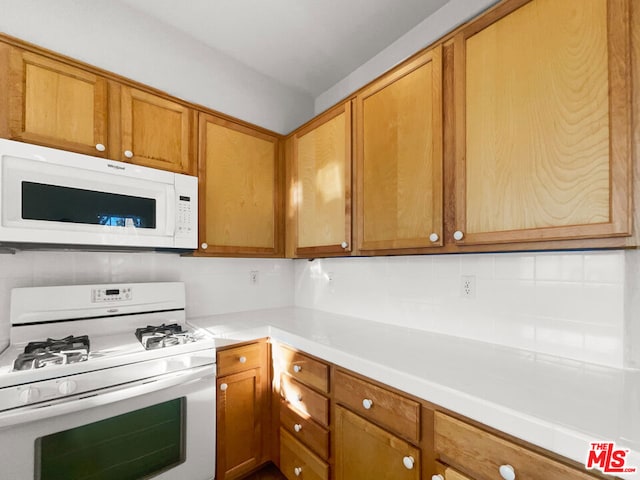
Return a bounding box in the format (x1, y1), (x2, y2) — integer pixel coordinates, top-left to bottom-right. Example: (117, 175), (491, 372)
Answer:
(135, 324), (195, 350)
(13, 336), (90, 371)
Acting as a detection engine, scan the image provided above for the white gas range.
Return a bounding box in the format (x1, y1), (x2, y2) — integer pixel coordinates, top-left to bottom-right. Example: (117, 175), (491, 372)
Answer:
(0, 282), (217, 480)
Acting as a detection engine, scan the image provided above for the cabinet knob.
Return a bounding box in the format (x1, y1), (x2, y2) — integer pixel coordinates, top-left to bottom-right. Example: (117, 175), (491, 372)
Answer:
(293, 364), (302, 373)
(429, 233), (439, 243)
(362, 398), (373, 410)
(95, 143), (106, 152)
(341, 241), (349, 249)
(239, 356), (247, 364)
(294, 466), (302, 476)
(201, 242), (208, 250)
(499, 464), (516, 480)
(402, 456), (415, 470)
(432, 476), (444, 480)
(220, 383), (228, 392)
(453, 230), (464, 241)
(124, 150), (134, 159)
(294, 423), (302, 432)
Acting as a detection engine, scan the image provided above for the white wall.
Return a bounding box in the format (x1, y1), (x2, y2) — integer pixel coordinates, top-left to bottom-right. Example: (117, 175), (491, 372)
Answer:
(315, 0), (500, 113)
(0, 0), (313, 134)
(294, 251), (628, 368)
(0, 251), (294, 350)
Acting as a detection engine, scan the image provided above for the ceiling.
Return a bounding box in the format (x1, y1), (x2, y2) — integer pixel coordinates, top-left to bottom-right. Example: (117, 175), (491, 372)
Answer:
(116, 0), (449, 97)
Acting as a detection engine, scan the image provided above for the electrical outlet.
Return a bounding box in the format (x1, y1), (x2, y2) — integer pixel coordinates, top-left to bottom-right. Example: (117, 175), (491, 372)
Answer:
(250, 270), (259, 285)
(461, 275), (475, 298)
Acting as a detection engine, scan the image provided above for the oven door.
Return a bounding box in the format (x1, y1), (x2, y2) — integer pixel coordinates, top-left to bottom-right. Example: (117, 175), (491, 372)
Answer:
(0, 146), (177, 248)
(0, 366), (216, 480)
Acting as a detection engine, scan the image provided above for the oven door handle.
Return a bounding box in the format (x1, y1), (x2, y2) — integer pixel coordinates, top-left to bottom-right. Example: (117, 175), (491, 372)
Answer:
(0, 365), (215, 429)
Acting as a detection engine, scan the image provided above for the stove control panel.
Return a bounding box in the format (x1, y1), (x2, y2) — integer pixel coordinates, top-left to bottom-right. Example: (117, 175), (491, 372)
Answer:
(91, 287), (132, 303)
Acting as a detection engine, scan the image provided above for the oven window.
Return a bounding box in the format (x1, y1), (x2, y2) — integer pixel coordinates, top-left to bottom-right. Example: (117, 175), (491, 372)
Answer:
(22, 182), (156, 228)
(36, 398), (185, 480)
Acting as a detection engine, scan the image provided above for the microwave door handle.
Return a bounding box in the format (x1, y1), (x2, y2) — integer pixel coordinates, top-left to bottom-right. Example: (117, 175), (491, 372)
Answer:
(166, 185), (176, 235)
(0, 366), (215, 430)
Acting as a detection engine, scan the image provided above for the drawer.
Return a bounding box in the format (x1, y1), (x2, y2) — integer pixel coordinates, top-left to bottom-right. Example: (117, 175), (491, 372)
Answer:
(334, 369), (420, 443)
(434, 461), (472, 480)
(280, 427), (329, 480)
(280, 400), (330, 459)
(281, 375), (329, 426)
(277, 345), (329, 393)
(217, 342), (265, 376)
(434, 412), (598, 480)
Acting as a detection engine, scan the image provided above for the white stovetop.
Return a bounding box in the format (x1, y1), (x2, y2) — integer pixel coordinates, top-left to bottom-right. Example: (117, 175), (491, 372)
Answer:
(192, 306), (640, 479)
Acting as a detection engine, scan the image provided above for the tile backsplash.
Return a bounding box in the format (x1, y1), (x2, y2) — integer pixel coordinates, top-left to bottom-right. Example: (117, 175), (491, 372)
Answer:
(0, 251), (294, 350)
(294, 251), (630, 368)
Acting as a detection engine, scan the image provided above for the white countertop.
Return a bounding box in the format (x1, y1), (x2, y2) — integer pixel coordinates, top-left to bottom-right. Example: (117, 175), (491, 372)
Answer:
(190, 307), (640, 478)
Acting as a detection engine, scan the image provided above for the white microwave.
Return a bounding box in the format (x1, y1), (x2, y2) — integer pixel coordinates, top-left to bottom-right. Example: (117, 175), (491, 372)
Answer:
(0, 139), (197, 249)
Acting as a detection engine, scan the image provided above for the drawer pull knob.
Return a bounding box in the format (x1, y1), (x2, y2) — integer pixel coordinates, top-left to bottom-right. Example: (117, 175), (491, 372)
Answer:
(201, 242), (208, 249)
(95, 143), (106, 152)
(294, 466), (302, 476)
(293, 364), (302, 373)
(341, 241), (349, 249)
(220, 383), (228, 392)
(362, 398), (373, 409)
(402, 456), (415, 470)
(499, 464), (516, 480)
(294, 423), (302, 432)
(124, 150), (134, 158)
(429, 232), (439, 243)
(432, 476), (444, 480)
(239, 356), (247, 364)
(453, 230), (464, 241)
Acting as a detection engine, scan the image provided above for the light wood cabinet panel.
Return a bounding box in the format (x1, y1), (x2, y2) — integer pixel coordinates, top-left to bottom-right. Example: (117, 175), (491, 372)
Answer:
(217, 342), (270, 480)
(218, 342), (266, 376)
(292, 102), (352, 256)
(280, 428), (329, 480)
(280, 375), (329, 426)
(118, 86), (194, 174)
(280, 400), (330, 460)
(434, 461), (472, 480)
(453, 0), (631, 245)
(0, 46), (108, 157)
(276, 345), (330, 394)
(335, 405), (420, 480)
(199, 113), (282, 256)
(434, 412), (598, 480)
(356, 46), (443, 252)
(334, 369), (420, 443)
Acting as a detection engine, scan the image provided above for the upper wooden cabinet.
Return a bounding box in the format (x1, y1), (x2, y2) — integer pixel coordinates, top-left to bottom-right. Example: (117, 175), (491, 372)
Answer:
(114, 85), (195, 174)
(198, 113), (282, 256)
(0, 45), (108, 157)
(452, 0), (632, 245)
(291, 102), (352, 257)
(356, 46), (444, 253)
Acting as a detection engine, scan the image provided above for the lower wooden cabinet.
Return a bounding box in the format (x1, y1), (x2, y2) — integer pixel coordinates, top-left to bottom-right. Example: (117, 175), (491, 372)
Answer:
(280, 428), (330, 480)
(216, 341), (270, 480)
(334, 405), (420, 480)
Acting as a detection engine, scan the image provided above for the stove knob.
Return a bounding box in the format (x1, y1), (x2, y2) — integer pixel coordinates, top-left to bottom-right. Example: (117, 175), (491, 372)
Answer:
(58, 380), (77, 395)
(19, 387), (40, 404)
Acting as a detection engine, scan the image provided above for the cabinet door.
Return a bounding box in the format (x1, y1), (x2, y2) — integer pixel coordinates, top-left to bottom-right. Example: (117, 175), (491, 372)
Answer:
(1, 46), (108, 156)
(217, 368), (264, 480)
(119, 86), (194, 174)
(199, 113), (282, 256)
(292, 102), (352, 256)
(453, 0), (631, 245)
(356, 46), (443, 253)
(334, 405), (420, 480)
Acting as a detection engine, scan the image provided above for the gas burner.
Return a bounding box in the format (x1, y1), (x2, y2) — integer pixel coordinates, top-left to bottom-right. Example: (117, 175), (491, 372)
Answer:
(13, 335), (90, 371)
(135, 324), (196, 350)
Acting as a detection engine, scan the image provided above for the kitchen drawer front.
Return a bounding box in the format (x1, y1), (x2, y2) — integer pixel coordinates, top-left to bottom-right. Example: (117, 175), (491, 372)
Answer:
(280, 427), (329, 480)
(334, 369), (420, 443)
(217, 342), (266, 377)
(434, 412), (598, 480)
(280, 400), (330, 460)
(435, 460), (472, 480)
(281, 375), (329, 426)
(277, 345), (329, 393)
